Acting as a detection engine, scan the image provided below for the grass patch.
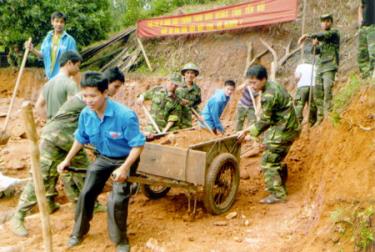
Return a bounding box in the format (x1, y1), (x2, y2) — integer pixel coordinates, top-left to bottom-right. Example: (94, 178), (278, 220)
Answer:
(330, 74), (361, 125)
(330, 205), (374, 250)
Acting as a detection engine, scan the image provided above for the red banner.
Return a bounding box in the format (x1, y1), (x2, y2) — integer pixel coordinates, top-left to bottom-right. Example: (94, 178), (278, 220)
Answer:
(137, 0), (298, 38)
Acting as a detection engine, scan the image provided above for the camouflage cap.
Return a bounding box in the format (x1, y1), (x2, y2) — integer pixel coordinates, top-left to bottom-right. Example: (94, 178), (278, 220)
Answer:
(168, 73), (183, 86)
(181, 62), (200, 76)
(320, 14), (333, 22)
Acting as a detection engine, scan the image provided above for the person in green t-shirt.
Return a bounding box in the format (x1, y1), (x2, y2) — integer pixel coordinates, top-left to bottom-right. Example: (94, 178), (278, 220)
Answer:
(35, 51), (82, 121)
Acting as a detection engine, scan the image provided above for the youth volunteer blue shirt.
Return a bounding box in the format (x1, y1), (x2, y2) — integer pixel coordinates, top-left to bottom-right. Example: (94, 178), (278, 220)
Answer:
(201, 89), (230, 132)
(40, 31), (77, 79)
(75, 98), (145, 158)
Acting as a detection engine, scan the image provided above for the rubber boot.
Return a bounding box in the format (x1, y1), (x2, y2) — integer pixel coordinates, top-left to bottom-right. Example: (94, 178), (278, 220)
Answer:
(10, 211), (28, 237)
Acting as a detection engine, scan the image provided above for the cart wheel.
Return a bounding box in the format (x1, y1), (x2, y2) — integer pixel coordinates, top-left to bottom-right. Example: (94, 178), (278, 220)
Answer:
(203, 153), (240, 215)
(141, 185), (171, 200)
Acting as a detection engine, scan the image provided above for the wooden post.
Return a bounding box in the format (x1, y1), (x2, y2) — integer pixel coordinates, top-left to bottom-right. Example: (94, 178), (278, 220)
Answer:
(137, 37), (153, 72)
(21, 101), (53, 252)
(243, 42), (253, 77)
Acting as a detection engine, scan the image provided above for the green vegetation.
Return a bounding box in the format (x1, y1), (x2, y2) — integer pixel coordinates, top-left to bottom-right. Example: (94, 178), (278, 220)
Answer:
(0, 0), (111, 50)
(330, 205), (374, 250)
(330, 74), (361, 125)
(122, 0), (238, 27)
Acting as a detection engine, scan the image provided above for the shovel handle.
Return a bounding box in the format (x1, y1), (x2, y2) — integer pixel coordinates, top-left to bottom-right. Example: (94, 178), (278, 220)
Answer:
(65, 167), (87, 174)
(3, 37), (32, 132)
(142, 105), (162, 134)
(191, 108), (215, 135)
(247, 86), (260, 120)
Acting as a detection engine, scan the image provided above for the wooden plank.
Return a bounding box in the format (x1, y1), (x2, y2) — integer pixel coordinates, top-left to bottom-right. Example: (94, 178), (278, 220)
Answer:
(138, 143), (206, 185)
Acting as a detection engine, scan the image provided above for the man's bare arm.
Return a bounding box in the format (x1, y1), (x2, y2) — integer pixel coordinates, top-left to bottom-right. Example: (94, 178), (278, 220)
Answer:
(35, 92), (47, 121)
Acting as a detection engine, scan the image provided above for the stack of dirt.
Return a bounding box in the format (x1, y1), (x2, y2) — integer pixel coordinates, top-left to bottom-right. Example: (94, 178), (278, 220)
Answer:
(283, 84), (375, 250)
(153, 129), (220, 147)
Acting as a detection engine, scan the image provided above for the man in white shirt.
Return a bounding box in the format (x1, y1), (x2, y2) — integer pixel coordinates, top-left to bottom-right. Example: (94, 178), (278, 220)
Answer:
(294, 55), (317, 125)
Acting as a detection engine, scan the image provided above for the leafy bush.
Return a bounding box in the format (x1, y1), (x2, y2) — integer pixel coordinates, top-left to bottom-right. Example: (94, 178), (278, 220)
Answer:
(330, 205), (374, 250)
(330, 74), (361, 125)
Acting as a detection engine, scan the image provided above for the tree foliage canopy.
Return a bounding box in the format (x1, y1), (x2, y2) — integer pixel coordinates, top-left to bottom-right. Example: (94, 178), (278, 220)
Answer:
(0, 0), (112, 49)
(122, 0), (222, 27)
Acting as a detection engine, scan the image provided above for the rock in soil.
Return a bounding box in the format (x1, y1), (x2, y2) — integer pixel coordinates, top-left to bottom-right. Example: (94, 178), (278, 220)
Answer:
(225, 211), (238, 220)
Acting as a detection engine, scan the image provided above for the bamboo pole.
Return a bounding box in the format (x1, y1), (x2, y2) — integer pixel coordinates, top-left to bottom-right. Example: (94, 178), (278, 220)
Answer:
(21, 101), (53, 252)
(137, 37), (153, 72)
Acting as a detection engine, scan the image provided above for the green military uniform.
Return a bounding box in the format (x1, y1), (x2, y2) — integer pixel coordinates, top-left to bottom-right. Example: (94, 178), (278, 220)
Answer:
(358, 0), (375, 79)
(248, 81), (300, 199)
(236, 106), (256, 131)
(12, 95), (89, 235)
(143, 86), (183, 133)
(308, 14), (340, 122)
(294, 86), (317, 125)
(176, 82), (201, 128)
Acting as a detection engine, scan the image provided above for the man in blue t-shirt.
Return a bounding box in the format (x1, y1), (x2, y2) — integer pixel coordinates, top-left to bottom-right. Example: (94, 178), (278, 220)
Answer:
(25, 11), (77, 79)
(57, 72), (145, 252)
(200, 80), (236, 134)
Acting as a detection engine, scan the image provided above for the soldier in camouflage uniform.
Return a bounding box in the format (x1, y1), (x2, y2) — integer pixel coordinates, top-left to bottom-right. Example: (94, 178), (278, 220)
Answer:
(10, 68), (125, 237)
(176, 63), (202, 128)
(238, 65), (300, 204)
(358, 0), (375, 79)
(138, 73), (183, 133)
(299, 14), (340, 123)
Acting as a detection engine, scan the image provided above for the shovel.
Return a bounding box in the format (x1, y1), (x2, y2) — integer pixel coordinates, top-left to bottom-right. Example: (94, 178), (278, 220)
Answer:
(141, 104), (162, 134)
(306, 45), (316, 128)
(190, 107), (215, 135)
(0, 37), (32, 145)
